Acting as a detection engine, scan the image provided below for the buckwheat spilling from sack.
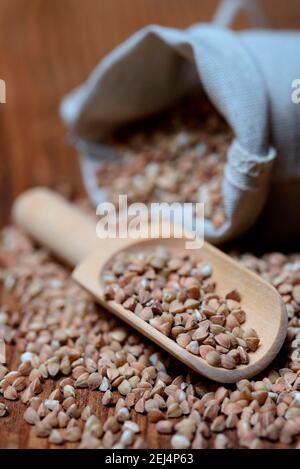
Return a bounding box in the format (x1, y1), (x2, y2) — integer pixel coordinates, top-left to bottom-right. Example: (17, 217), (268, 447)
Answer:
(103, 247), (259, 369)
(1, 226), (300, 449)
(97, 93), (231, 229)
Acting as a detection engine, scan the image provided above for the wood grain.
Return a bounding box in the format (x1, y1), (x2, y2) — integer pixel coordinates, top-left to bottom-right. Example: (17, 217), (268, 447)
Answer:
(0, 0), (300, 449)
(1, 0), (300, 227)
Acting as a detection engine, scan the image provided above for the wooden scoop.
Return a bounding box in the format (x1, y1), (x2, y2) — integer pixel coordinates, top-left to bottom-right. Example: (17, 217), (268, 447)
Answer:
(12, 187), (287, 383)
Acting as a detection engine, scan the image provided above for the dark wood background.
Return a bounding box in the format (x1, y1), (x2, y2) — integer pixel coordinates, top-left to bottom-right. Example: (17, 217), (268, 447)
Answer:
(1, 0), (300, 227)
(0, 0), (299, 449)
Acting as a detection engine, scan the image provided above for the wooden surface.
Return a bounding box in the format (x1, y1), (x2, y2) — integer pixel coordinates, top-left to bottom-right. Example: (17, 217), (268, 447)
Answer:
(1, 0), (300, 227)
(0, 0), (300, 449)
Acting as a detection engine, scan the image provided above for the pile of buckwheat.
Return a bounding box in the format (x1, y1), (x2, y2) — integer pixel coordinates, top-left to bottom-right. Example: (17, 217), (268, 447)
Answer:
(1, 225), (300, 449)
(97, 92), (231, 230)
(104, 248), (259, 369)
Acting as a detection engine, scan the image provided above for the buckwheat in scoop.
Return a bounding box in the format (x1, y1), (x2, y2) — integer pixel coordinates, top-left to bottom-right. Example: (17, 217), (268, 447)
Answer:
(103, 248), (260, 369)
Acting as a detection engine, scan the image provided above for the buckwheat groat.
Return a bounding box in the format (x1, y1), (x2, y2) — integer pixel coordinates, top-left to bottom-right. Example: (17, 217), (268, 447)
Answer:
(103, 247), (260, 370)
(98, 93), (231, 229)
(1, 226), (300, 449)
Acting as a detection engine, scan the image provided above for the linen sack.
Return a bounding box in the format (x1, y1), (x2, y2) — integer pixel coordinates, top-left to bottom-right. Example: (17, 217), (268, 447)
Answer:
(60, 23), (300, 244)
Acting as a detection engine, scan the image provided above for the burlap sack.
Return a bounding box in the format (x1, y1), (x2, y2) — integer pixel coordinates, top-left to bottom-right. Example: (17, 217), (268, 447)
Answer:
(60, 1), (300, 244)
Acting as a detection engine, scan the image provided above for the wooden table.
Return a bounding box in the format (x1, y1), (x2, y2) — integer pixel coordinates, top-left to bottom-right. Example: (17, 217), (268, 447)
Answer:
(0, 0), (299, 449)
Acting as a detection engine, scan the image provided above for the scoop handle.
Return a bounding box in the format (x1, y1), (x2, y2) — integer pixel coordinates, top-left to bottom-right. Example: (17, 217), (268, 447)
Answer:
(12, 188), (174, 268)
(13, 187), (140, 267)
(12, 188), (101, 266)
